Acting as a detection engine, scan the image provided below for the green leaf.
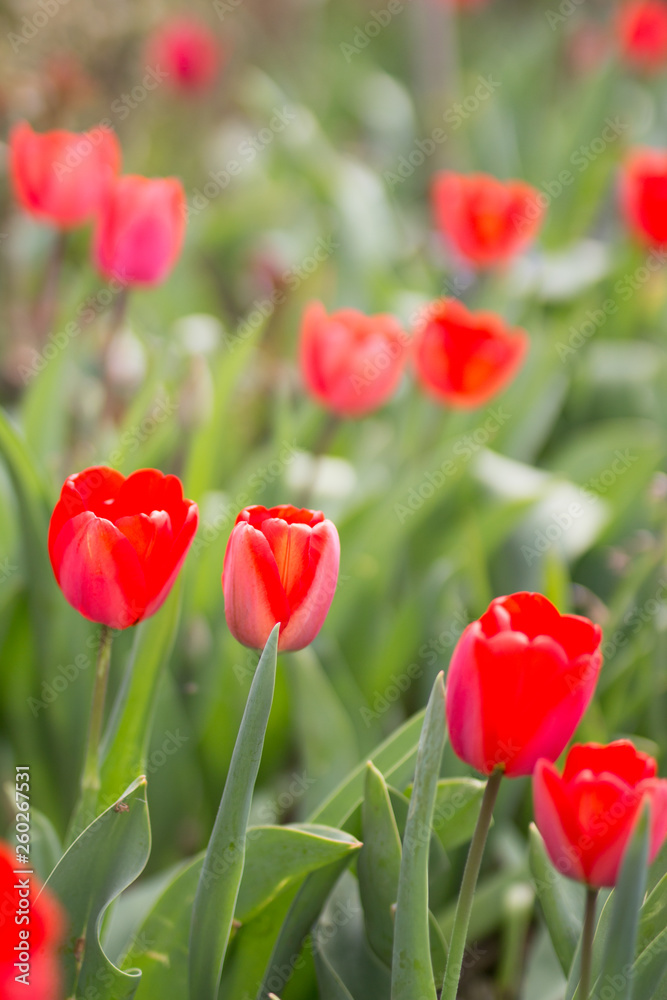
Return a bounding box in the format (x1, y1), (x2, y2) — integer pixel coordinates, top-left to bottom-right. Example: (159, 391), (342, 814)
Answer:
(596, 808), (650, 1000)
(29, 807), (63, 881)
(188, 624), (279, 1000)
(357, 762), (402, 967)
(528, 824), (585, 975)
(309, 708), (426, 828)
(44, 776), (151, 1000)
(406, 777), (487, 852)
(391, 673), (447, 1000)
(258, 856), (355, 999)
(98, 584), (182, 811)
(237, 823), (362, 922)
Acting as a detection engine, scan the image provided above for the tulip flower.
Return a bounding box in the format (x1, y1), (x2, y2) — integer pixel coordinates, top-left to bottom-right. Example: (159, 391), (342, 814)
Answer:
(431, 171), (544, 268)
(223, 504), (340, 651)
(9, 121), (121, 229)
(300, 301), (409, 417)
(534, 741), (667, 887)
(48, 466), (198, 629)
(446, 592), (603, 777)
(412, 298), (528, 408)
(0, 841), (64, 1000)
(616, 1), (667, 70)
(619, 147), (667, 245)
(93, 174), (186, 287)
(146, 16), (224, 93)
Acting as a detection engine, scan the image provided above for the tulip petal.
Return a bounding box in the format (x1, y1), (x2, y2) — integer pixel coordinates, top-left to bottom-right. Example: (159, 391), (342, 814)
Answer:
(143, 502), (198, 617)
(278, 519), (340, 651)
(445, 623), (488, 773)
(51, 511), (147, 628)
(223, 522), (291, 649)
(533, 760), (587, 883)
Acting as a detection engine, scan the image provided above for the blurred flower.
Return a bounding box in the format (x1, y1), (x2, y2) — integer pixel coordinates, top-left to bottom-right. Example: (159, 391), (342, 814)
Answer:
(566, 21), (611, 76)
(534, 741), (667, 886)
(0, 841), (64, 1000)
(48, 466), (198, 629)
(146, 16), (224, 94)
(9, 121), (120, 229)
(620, 147), (667, 245)
(223, 504), (340, 651)
(431, 171), (544, 268)
(93, 175), (186, 286)
(446, 592), (603, 777)
(412, 298), (528, 408)
(300, 301), (409, 416)
(616, 0), (667, 70)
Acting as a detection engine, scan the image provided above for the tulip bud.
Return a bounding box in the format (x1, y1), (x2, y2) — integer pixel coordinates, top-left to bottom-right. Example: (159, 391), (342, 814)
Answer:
(48, 466), (198, 629)
(413, 298), (528, 408)
(93, 174), (186, 287)
(0, 841), (64, 1000)
(619, 147), (667, 246)
(534, 741), (667, 887)
(446, 592), (603, 777)
(9, 121), (120, 229)
(222, 504), (340, 651)
(300, 301), (409, 417)
(431, 171), (544, 268)
(146, 16), (224, 94)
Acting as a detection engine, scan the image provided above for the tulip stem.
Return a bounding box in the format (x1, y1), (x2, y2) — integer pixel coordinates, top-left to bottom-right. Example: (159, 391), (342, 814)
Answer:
(580, 887), (598, 1000)
(441, 767), (503, 1000)
(81, 625), (113, 808)
(34, 230), (67, 342)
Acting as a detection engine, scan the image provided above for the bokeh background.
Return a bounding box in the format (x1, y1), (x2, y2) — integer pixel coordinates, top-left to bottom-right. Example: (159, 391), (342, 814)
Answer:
(1, 0), (667, 997)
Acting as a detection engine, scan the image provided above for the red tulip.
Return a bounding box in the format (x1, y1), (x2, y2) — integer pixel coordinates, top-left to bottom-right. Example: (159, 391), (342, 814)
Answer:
(93, 174), (186, 287)
(0, 841), (64, 1000)
(48, 466), (198, 629)
(431, 171), (544, 268)
(446, 592), (603, 777)
(146, 16), (223, 94)
(300, 301), (409, 417)
(620, 147), (667, 245)
(9, 121), (120, 229)
(616, 1), (667, 70)
(223, 504), (340, 652)
(534, 741), (667, 887)
(412, 298), (528, 408)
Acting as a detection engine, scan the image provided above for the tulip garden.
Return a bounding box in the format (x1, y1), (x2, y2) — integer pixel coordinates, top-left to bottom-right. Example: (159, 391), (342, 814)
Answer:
(5, 1), (667, 998)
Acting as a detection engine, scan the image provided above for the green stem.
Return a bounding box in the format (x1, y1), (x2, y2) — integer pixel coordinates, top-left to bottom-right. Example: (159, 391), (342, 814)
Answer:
(580, 887), (598, 1000)
(34, 230), (67, 343)
(441, 767), (503, 1000)
(68, 625), (113, 841)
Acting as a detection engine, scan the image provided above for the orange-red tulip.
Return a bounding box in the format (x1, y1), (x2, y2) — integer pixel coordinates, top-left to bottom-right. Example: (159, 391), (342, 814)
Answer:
(446, 592), (603, 777)
(0, 841), (64, 1000)
(534, 741), (667, 886)
(9, 121), (120, 229)
(616, 0), (667, 70)
(412, 298), (528, 408)
(49, 466), (198, 629)
(146, 16), (223, 94)
(300, 301), (409, 416)
(223, 504), (340, 652)
(431, 171), (544, 268)
(93, 174), (186, 287)
(620, 147), (667, 245)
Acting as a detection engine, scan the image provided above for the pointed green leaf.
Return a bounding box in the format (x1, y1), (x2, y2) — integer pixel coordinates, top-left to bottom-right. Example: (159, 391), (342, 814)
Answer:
(391, 673), (447, 1000)
(358, 762), (402, 966)
(44, 776), (151, 1000)
(405, 777), (487, 852)
(188, 624), (279, 1000)
(529, 824), (585, 975)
